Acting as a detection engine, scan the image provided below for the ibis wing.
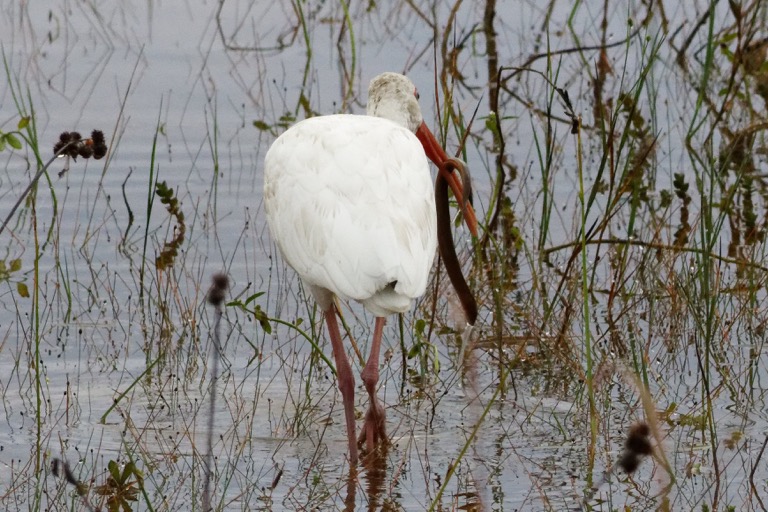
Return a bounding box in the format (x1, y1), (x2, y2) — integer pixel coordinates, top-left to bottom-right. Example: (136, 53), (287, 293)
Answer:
(264, 115), (437, 314)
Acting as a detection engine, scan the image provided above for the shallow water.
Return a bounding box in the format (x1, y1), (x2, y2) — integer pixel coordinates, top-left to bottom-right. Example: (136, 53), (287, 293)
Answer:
(2, 1), (768, 511)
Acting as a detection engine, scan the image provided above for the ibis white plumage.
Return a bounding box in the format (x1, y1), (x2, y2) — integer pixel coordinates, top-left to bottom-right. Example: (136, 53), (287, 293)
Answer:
(264, 72), (477, 465)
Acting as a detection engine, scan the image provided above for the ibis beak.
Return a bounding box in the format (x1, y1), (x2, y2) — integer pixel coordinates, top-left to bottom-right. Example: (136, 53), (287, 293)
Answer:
(415, 122), (479, 237)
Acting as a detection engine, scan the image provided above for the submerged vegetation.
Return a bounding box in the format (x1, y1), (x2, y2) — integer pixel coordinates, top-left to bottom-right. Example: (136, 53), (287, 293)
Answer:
(1, 0), (768, 510)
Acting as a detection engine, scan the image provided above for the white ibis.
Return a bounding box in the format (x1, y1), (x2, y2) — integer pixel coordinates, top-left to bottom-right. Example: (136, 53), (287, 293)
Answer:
(263, 72), (478, 465)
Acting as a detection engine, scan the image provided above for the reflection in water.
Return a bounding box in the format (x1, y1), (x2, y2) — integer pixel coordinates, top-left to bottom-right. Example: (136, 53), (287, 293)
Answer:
(344, 465), (358, 512)
(332, 448), (391, 512)
(3, 0), (768, 510)
(362, 445), (389, 511)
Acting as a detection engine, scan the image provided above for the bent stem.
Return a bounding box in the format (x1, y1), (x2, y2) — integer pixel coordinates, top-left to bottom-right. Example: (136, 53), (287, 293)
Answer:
(0, 143), (73, 237)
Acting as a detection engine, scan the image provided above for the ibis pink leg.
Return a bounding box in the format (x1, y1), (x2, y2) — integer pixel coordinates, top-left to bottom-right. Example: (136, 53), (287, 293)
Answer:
(359, 317), (387, 454)
(325, 307), (359, 465)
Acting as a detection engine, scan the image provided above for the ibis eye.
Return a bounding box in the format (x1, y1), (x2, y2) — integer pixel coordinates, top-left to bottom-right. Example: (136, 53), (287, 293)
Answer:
(414, 88), (420, 100)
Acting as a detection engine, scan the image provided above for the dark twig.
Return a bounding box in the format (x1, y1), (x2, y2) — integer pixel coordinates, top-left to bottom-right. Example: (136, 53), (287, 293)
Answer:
(750, 434), (768, 512)
(501, 23), (646, 86)
(51, 458), (97, 511)
(202, 273), (229, 511)
(0, 145), (69, 237)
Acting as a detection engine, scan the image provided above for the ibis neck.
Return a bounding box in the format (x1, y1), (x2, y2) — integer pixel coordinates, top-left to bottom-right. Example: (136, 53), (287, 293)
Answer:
(416, 123), (479, 236)
(435, 164), (478, 326)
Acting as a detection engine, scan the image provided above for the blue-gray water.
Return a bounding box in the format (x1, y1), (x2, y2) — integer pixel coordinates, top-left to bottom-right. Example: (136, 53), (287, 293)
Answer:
(1, 1), (767, 511)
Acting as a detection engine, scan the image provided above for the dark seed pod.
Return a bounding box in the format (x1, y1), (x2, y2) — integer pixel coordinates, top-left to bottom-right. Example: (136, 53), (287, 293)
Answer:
(628, 422), (650, 438)
(207, 273), (229, 306)
(93, 144), (107, 159)
(617, 422), (652, 475)
(53, 140), (67, 155)
(91, 130), (108, 159)
(625, 433), (653, 456)
(618, 452), (640, 474)
(78, 143), (94, 159)
(54, 131), (85, 158)
(53, 129), (107, 160)
(91, 130), (105, 145)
